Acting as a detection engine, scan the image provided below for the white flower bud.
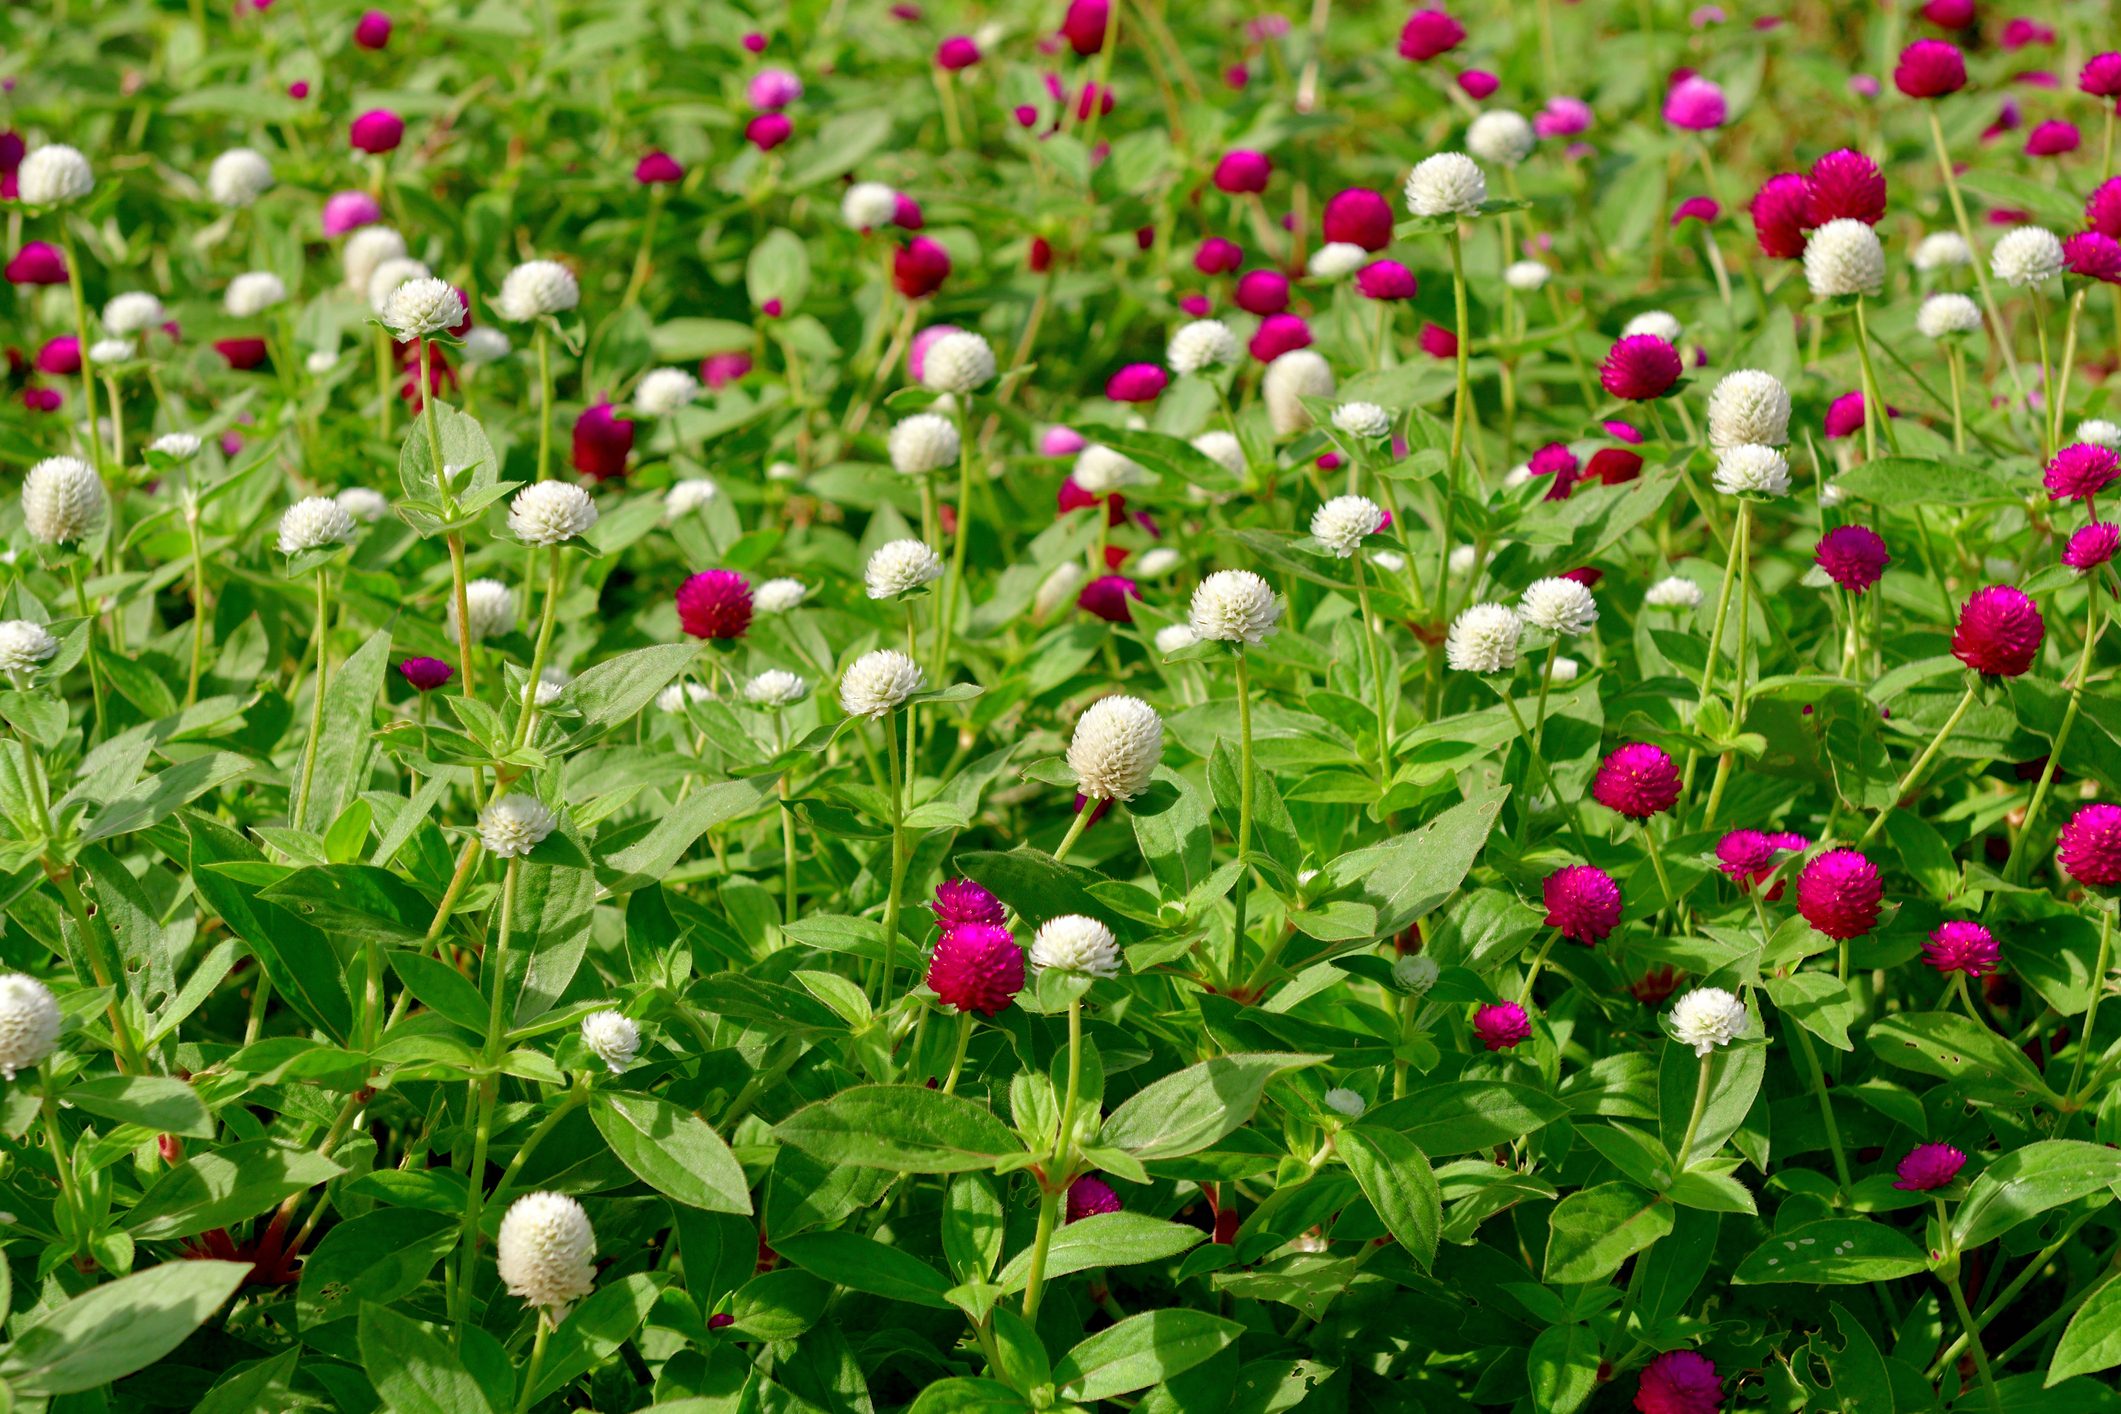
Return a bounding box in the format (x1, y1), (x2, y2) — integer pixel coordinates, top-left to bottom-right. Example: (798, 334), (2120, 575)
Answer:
(480, 793), (557, 858)
(382, 277), (464, 341)
(365, 256), (431, 315)
(19, 145), (93, 206)
(335, 486), (389, 522)
(840, 649), (924, 717)
(225, 271), (288, 318)
(1263, 349), (1334, 437)
(497, 259), (581, 321)
(496, 1191), (597, 1317)
(889, 413), (961, 475)
(1167, 319), (1241, 377)
(1991, 226), (2064, 287)
(1517, 577), (1598, 636)
(1030, 914), (1121, 978)
(1190, 569), (1281, 645)
(1068, 695), (1163, 801)
(1449, 544), (1480, 576)
(1670, 986), (1749, 1056)
(1645, 576), (1703, 610)
(865, 539), (944, 599)
(1916, 292), (1983, 339)
(841, 181), (900, 230)
(0, 620), (60, 679)
(1404, 152), (1486, 217)
(2077, 419), (2121, 451)
(450, 578), (517, 643)
(24, 456), (108, 545)
(1134, 547), (1180, 577)
(1072, 445), (1145, 494)
(507, 481), (598, 545)
(103, 292), (167, 336)
(1466, 111), (1534, 167)
(664, 479), (719, 520)
(1155, 623), (1199, 655)
(1330, 402), (1391, 440)
(462, 326), (513, 364)
(635, 367), (700, 415)
(1504, 260), (1551, 292)
(580, 1011), (640, 1072)
(1803, 218), (1885, 298)
(1308, 242), (1369, 279)
(658, 681), (714, 713)
(1912, 231), (1971, 271)
(1392, 953), (1439, 993)
(1623, 310), (1682, 344)
(920, 331), (996, 394)
(744, 669), (809, 707)
(1191, 430), (1244, 476)
(0, 974), (63, 1080)
(1033, 562), (1086, 621)
(277, 496), (358, 554)
(208, 147), (275, 208)
(1310, 495), (1386, 557)
(1323, 1087), (1367, 1118)
(88, 338), (134, 365)
(753, 577), (808, 613)
(342, 226), (407, 293)
(1712, 443), (1792, 498)
(1706, 369), (1791, 448)
(1445, 602), (1520, 672)
(149, 433), (202, 461)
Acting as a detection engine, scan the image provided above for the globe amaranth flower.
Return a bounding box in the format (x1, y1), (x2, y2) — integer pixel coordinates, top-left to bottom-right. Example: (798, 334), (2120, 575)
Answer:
(447, 579), (514, 644)
(1069, 695), (1163, 801)
(1504, 260), (1550, 292)
(1518, 577), (1598, 636)
(919, 331), (995, 394)
(1917, 292), (1983, 339)
(1473, 1001), (1533, 1051)
(1796, 848), (1883, 939)
(1711, 444), (1791, 499)
(1814, 525), (1890, 593)
(1992, 226), (2065, 287)
(1077, 573), (1140, 623)
(1543, 865), (1623, 944)
(23, 455), (106, 545)
(226, 271), (289, 318)
(893, 237), (952, 299)
(1466, 110), (1535, 166)
(1645, 576), (1703, 611)
(1310, 495), (1386, 558)
(6, 242), (67, 286)
(0, 620), (60, 681)
(1397, 8), (1464, 61)
(1534, 94), (1593, 138)
(1635, 1348), (1722, 1414)
(322, 189), (383, 237)
(1357, 260), (1418, 302)
(1251, 314), (1315, 365)
(1600, 334), (1683, 401)
(1706, 370), (1791, 448)
(1030, 914), (1122, 978)
(933, 879), (1006, 933)
(1952, 585), (2044, 676)
(350, 108), (405, 154)
(1190, 569), (1281, 645)
(1445, 603), (1521, 673)
(1671, 196), (1720, 227)
(0, 974), (63, 1080)
(1893, 1142), (1967, 1192)
(1715, 828), (1803, 894)
(1323, 188), (1394, 251)
(1913, 231), (1972, 272)
(866, 540), (945, 599)
(1670, 987), (1748, 1055)
(2084, 52), (2121, 97)
(936, 35), (980, 69)
(2026, 120), (2080, 157)
(480, 793), (558, 858)
(1924, 920), (2000, 978)
(1234, 269), (1291, 315)
(841, 649), (924, 718)
(1750, 173), (1810, 260)
(2063, 233), (2121, 285)
(2064, 523), (2120, 572)
(381, 277), (465, 342)
(2045, 443), (2121, 502)
(1804, 149), (1886, 227)
(2092, 179), (2121, 241)
(888, 413), (960, 476)
(1308, 242), (1369, 280)
(508, 481), (598, 546)
(1167, 319), (1240, 376)
(1212, 149), (1271, 194)
(496, 1192), (596, 1318)
(1194, 237), (1244, 274)
(1392, 953), (1440, 994)
(738, 670), (806, 709)
(1066, 1175), (1123, 1222)
(927, 923), (1024, 1015)
(18, 144), (93, 206)
(2058, 803), (2121, 886)
(1896, 39), (1967, 97)
(1403, 152), (1486, 218)
(208, 147), (275, 208)
(635, 367), (701, 417)
(1663, 75), (1727, 130)
(398, 656), (455, 692)
(1622, 310), (1683, 344)
(1262, 349), (1335, 437)
(497, 259), (581, 321)
(1804, 219), (1886, 298)
(580, 1010), (639, 1072)
(1106, 363), (1169, 403)
(750, 67), (806, 112)
(676, 569), (754, 639)
(277, 496), (358, 555)
(1823, 390), (1870, 441)
(1592, 743), (1682, 819)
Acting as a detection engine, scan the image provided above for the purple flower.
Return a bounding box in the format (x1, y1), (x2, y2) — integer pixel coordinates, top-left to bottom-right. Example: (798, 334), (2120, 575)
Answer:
(322, 190), (383, 236)
(397, 657), (454, 691)
(1662, 75), (1727, 131)
(1924, 921), (2000, 977)
(1893, 1142), (1967, 1191)
(1542, 865), (1623, 944)
(1815, 525), (1891, 593)
(1795, 849), (1883, 940)
(2063, 523), (2119, 572)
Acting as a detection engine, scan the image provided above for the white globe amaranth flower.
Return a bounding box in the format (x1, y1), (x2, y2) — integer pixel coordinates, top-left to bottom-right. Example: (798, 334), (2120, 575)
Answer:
(1069, 695), (1163, 801)
(102, 292), (167, 336)
(225, 271), (289, 318)
(305, 349), (340, 375)
(840, 649), (925, 717)
(1263, 349), (1335, 438)
(1623, 310), (1683, 344)
(335, 486), (389, 523)
(1670, 986), (1749, 1056)
(148, 432), (202, 461)
(664, 479), (720, 521)
(1445, 602), (1520, 672)
(1167, 319), (1241, 376)
(635, 367), (701, 416)
(1646, 575), (1704, 610)
(767, 460), (803, 483)
(462, 326), (513, 364)
(1310, 495), (1386, 557)
(1190, 569), (1282, 645)
(580, 1011), (639, 1073)
(1991, 225), (2064, 287)
(276, 496), (358, 555)
(1916, 292), (1983, 339)
(1033, 561), (1087, 621)
(1912, 230), (1972, 272)
(1190, 430), (1244, 477)
(497, 259), (581, 321)
(1030, 914), (1122, 978)
(1322, 1088), (1367, 1118)
(1712, 443), (1792, 498)
(1517, 577), (1598, 636)
(2077, 419), (2121, 451)
(1550, 655), (1581, 684)
(496, 1191), (597, 1317)
(744, 669), (810, 707)
(1072, 444), (1145, 494)
(1706, 370), (1791, 449)
(0, 974), (63, 1080)
(342, 226), (407, 293)
(1134, 547), (1180, 577)
(753, 576), (808, 613)
(919, 331), (997, 394)
(381, 277), (465, 341)
(1404, 151), (1487, 217)
(208, 147), (275, 208)
(450, 578), (517, 643)
(1371, 549), (1406, 573)
(24, 456), (107, 545)
(508, 481), (599, 545)
(866, 539), (945, 598)
(1392, 953), (1440, 994)
(1308, 241), (1369, 279)
(841, 181), (901, 230)
(1154, 623), (1199, 655)
(480, 793), (558, 858)
(88, 338), (134, 365)
(657, 681), (714, 713)
(535, 668), (570, 705)
(1804, 219), (1885, 298)
(1500, 462), (1536, 492)
(1331, 402), (1392, 440)
(1466, 110), (1535, 167)
(18, 145), (93, 207)
(0, 621), (60, 679)
(1504, 260), (1551, 292)
(365, 256), (432, 315)
(889, 413), (961, 475)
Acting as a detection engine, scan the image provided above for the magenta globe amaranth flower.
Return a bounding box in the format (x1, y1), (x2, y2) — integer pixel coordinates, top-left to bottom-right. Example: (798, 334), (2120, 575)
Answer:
(1213, 150), (1271, 194)
(1535, 95), (1592, 139)
(1457, 69), (1498, 100)
(353, 8), (391, 48)
(747, 67), (803, 111)
(349, 108), (405, 154)
(701, 352), (752, 389)
(2083, 53), (2121, 97)
(1059, 0), (1108, 56)
(1892, 1142), (1967, 1192)
(1952, 585), (2044, 677)
(322, 190), (383, 235)
(2064, 233), (2121, 284)
(1895, 39), (1968, 98)
(1397, 8), (1465, 61)
(2025, 120), (2080, 157)
(1815, 525), (1890, 593)
(1824, 390), (1868, 440)
(2058, 803), (2121, 886)
(1542, 865), (1623, 944)
(926, 923), (1023, 1015)
(5, 241), (67, 285)
(1663, 75), (1727, 130)
(893, 237), (951, 299)
(1323, 188), (1393, 251)
(907, 324), (964, 384)
(635, 151), (684, 185)
(1077, 574), (1140, 623)
(1921, 0), (1973, 25)
(1528, 442), (1580, 500)
(1796, 848), (1883, 940)
(2045, 443), (2121, 502)
(1592, 743), (1683, 818)
(1599, 335), (1683, 401)
(1671, 196), (1720, 227)
(936, 36), (980, 70)
(397, 657), (455, 692)
(1924, 920), (1999, 977)
(1750, 172), (1810, 260)
(1473, 1001), (1533, 1051)
(1234, 269), (1290, 315)
(1635, 1349), (1722, 1414)
(676, 570), (755, 641)
(2064, 523), (2120, 572)
(746, 114), (793, 151)
(933, 878), (1005, 930)
(572, 402), (635, 482)
(1106, 364), (1168, 403)
(1716, 829), (1796, 892)
(36, 337), (80, 375)
(1356, 259), (1417, 301)
(1248, 314), (1312, 362)
(1804, 148), (1886, 226)
(2087, 180), (2121, 241)
(1194, 237), (1243, 275)
(1065, 1175), (1123, 1222)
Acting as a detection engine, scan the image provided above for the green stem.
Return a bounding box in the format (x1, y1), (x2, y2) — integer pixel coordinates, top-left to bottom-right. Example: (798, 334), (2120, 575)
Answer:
(69, 558), (107, 743)
(1673, 1052), (1714, 1169)
(1231, 649), (1256, 966)
(41, 1078), (79, 1251)
(452, 854), (520, 1338)
(1354, 556), (1393, 765)
(622, 186), (665, 309)
(1020, 1182), (1063, 1318)
(1053, 806), (1093, 864)
(1858, 680), (1978, 849)
(875, 706), (909, 1008)
(1927, 108), (2026, 402)
(56, 226), (105, 484)
(2007, 579), (2099, 883)
(1518, 932), (1558, 1005)
(293, 571), (332, 830)
(1944, 1273), (2005, 1414)
(2067, 906), (2113, 1106)
(183, 477), (209, 706)
(942, 1009), (973, 1094)
(534, 324), (555, 483)
(934, 396), (977, 683)
(1788, 1020), (1852, 1193)
(515, 1313), (553, 1414)
(511, 545), (564, 753)
(445, 533), (478, 699)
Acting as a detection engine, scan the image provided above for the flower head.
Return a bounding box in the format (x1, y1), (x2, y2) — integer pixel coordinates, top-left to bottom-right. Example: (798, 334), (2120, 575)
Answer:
(750, 68), (805, 112)
(1106, 364), (1169, 403)
(1030, 915), (1121, 978)
(1895, 39), (1967, 98)
(323, 190), (384, 236)
(1445, 603), (1521, 673)
(1663, 75), (1727, 130)
(2026, 120), (2080, 157)
(277, 496), (358, 555)
(1308, 242), (1369, 279)
(1073, 446), (1145, 494)
(1707, 370), (1791, 448)
(2058, 804), (2121, 886)
(1358, 260), (1418, 301)
(1952, 585), (2044, 676)
(226, 271), (289, 318)
(636, 367), (701, 417)
(1804, 219), (1886, 298)
(1592, 743), (1682, 818)
(1815, 525), (1891, 592)
(1917, 292), (1983, 339)
(1992, 226), (2065, 287)
(1070, 696), (1163, 801)
(934, 878), (1005, 931)
(1646, 576), (1703, 610)
(888, 413), (960, 475)
(1600, 334), (1683, 400)
(1397, 9), (1465, 61)
(1322, 188), (1394, 251)
(1168, 319), (1240, 375)
(208, 147), (274, 208)
(18, 144), (93, 206)
(508, 482), (598, 546)
(398, 657), (454, 692)
(865, 540), (945, 599)
(1543, 865), (1623, 944)
(0, 975), (63, 1080)
(1750, 173), (1811, 260)
(2064, 523), (2119, 572)
(1804, 149), (1886, 227)
(497, 259), (580, 321)
(1263, 349), (1333, 435)
(894, 237), (952, 298)
(1670, 987), (1748, 1055)
(23, 456), (106, 544)
(1925, 920), (2000, 977)
(571, 403), (635, 483)
(2092, 180), (2121, 241)
(1635, 1348), (1722, 1414)
(841, 649), (924, 717)
(676, 569), (754, 639)
(480, 794), (557, 858)
(1311, 495), (1386, 556)
(1535, 95), (1593, 138)
(1190, 570), (1282, 645)
(1796, 848), (1883, 939)
(1467, 110), (1535, 166)
(580, 1011), (640, 1072)
(927, 923), (1024, 1015)
(1893, 1143), (1967, 1192)
(1213, 149), (1271, 193)
(1518, 577), (1598, 636)
(1473, 1001), (1532, 1050)
(349, 108), (405, 154)
(1913, 231), (1972, 272)
(2064, 233), (2121, 285)
(1404, 152), (1486, 217)
(1504, 261), (1551, 292)
(6, 242), (67, 286)
(1824, 390), (1869, 440)
(451, 579), (516, 644)
(2045, 443), (2121, 502)
(1066, 1175), (1124, 1221)
(1623, 310), (1683, 344)
(919, 331), (996, 393)
(496, 1192), (596, 1317)
(343, 226), (407, 294)
(2084, 53), (2121, 97)
(0, 621), (59, 680)
(382, 277), (466, 341)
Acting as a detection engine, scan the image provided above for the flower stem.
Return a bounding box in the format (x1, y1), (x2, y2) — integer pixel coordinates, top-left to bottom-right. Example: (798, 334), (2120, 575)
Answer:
(1518, 932), (1558, 1005)
(445, 533), (479, 700)
(293, 570), (332, 830)
(1851, 298), (1884, 463)
(1674, 1052), (1714, 1169)
(2053, 288), (2085, 454)
(1926, 108), (2026, 403)
(534, 324), (555, 483)
(1024, 996), (1085, 1318)
(1231, 648), (1256, 963)
(1944, 1272), (2005, 1414)
(515, 1312), (554, 1414)
(56, 226), (105, 483)
(2067, 905), (2113, 1106)
(68, 557), (107, 743)
(874, 706), (909, 1009)
(622, 186), (665, 310)
(1788, 1018), (1853, 1194)
(1857, 680), (1978, 849)
(41, 1076), (80, 1250)
(510, 545), (564, 754)
(1354, 555), (1394, 765)
(942, 1009), (974, 1094)
(934, 396), (977, 684)
(1053, 806), (1093, 864)
(452, 853), (518, 1337)
(2031, 294), (2056, 460)
(1020, 1182), (1063, 1318)
(1946, 342), (1967, 455)
(2007, 578), (2100, 883)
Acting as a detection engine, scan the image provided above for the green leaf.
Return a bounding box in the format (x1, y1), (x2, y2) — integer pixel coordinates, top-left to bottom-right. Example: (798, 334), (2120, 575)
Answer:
(397, 402), (501, 510)
(260, 863), (437, 945)
(302, 627), (392, 832)
(1336, 1126), (1441, 1270)
(1732, 1219), (1930, 1284)
(357, 1302), (499, 1414)
(942, 1172), (1005, 1283)
(995, 1212), (1205, 1293)
(1365, 1079), (1570, 1155)
(1543, 1183), (1674, 1284)
(598, 775), (774, 889)
(746, 227), (812, 311)
(1866, 1011), (2060, 1104)
(123, 1139), (345, 1240)
(907, 1378), (1033, 1413)
(1101, 1053), (1327, 1159)
(1323, 787), (1507, 937)
(776, 1084), (1026, 1173)
(187, 812), (352, 1042)
(85, 751), (256, 842)
(1527, 1322), (1601, 1414)
(194, 1350), (302, 1414)
(1087, 425), (1243, 497)
(390, 950), (493, 1031)
(2049, 1279), (2121, 1385)
(1831, 457), (2021, 508)
(1952, 1141), (2121, 1251)
(553, 642), (703, 740)
(296, 1207), (458, 1330)
(1763, 972), (1859, 1051)
(0, 1260), (251, 1395)
(591, 1091), (753, 1213)
(774, 1231), (954, 1308)
(1053, 1310), (1244, 1402)
(66, 1075), (213, 1138)
(531, 1273), (664, 1404)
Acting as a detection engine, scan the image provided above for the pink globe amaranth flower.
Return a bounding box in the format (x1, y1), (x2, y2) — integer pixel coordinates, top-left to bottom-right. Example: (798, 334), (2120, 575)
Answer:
(1671, 196), (1720, 227)
(2064, 523), (2120, 572)
(701, 352), (751, 389)
(934, 878), (1006, 930)
(5, 241), (66, 285)
(1815, 525), (1891, 593)
(635, 151), (684, 185)
(1952, 585), (2045, 676)
(892, 238), (951, 299)
(1078, 574), (1140, 623)
(1534, 95), (1593, 138)
(1850, 74), (1882, 98)
(1073, 83), (1114, 121)
(1600, 335), (1683, 401)
(1106, 364), (1168, 403)
(2046, 443), (2121, 501)
(1749, 173), (1810, 260)
(1716, 828), (1800, 894)
(2063, 232), (2121, 284)
(1583, 446), (1643, 485)
(1893, 1142), (1967, 1192)
(1604, 419), (1644, 445)
(1323, 188), (1393, 252)
(2088, 179), (2121, 240)
(1663, 75), (1727, 130)
(926, 922), (1024, 1016)
(1690, 5), (1725, 25)
(34, 337), (78, 376)
(1797, 848), (1884, 940)
(572, 401), (636, 482)
(1233, 269), (1289, 315)
(1213, 149), (1271, 195)
(908, 324), (963, 384)
(1920, 0), (1973, 26)
(1528, 442), (1581, 500)
(1458, 69), (1499, 99)
(288, 80), (310, 100)
(1248, 314), (1312, 362)
(1013, 103), (1040, 128)
(22, 386), (62, 413)
(2016, 71), (2062, 91)
(2059, 803), (2121, 886)
(1804, 149), (1886, 226)
(1224, 64), (1250, 89)
(741, 30), (766, 52)
(1039, 425), (1087, 458)
(349, 108), (405, 154)
(352, 8), (391, 48)
(1179, 293), (1212, 317)
(894, 193), (924, 230)
(676, 570), (754, 641)
(1398, 9), (1464, 62)
(397, 657), (454, 692)
(1419, 322), (1459, 359)
(1896, 39), (1968, 98)
(1194, 237), (1243, 275)
(1356, 259), (1417, 301)
(1059, 480), (1128, 525)
(1473, 1001), (1533, 1051)
(1824, 390), (1868, 441)
(747, 68), (803, 112)
(1065, 1175), (1122, 1222)
(2001, 17), (2053, 50)
(2025, 120), (2080, 157)
(937, 35), (980, 70)
(1542, 865), (1623, 944)
(1634, 1349), (1722, 1414)
(214, 337), (270, 370)
(322, 189), (383, 236)
(1592, 743), (1683, 819)
(1059, 0), (1108, 56)
(1924, 920), (2000, 977)
(2083, 54), (2121, 98)
(746, 114), (793, 151)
